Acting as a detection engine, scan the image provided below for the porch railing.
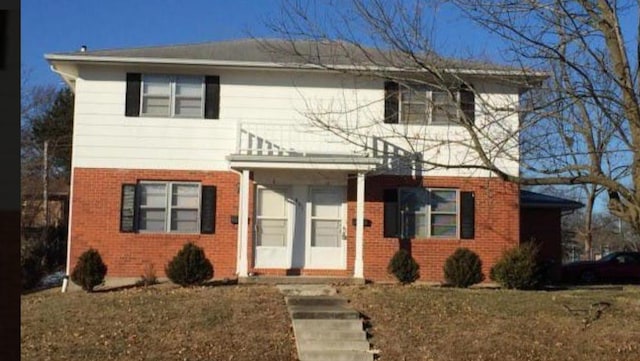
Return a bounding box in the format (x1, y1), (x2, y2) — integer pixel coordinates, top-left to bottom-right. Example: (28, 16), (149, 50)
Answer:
(235, 120), (364, 157)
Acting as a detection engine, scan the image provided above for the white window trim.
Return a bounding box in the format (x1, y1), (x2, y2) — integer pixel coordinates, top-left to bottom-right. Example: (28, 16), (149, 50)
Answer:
(399, 187), (460, 239)
(399, 86), (463, 125)
(138, 181), (202, 234)
(140, 74), (205, 118)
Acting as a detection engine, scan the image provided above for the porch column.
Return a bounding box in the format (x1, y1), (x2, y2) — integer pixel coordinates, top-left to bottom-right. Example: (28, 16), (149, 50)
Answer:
(236, 169), (250, 277)
(354, 172), (365, 279)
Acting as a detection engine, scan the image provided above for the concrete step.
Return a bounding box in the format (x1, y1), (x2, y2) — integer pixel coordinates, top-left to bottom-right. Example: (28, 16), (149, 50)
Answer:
(295, 329), (367, 341)
(289, 305), (360, 320)
(286, 295), (349, 307)
(293, 319), (364, 332)
(298, 350), (374, 361)
(298, 339), (370, 351)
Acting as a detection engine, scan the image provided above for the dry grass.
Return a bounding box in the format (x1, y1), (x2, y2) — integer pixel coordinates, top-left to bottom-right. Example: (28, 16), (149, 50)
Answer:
(21, 283), (296, 361)
(339, 284), (640, 361)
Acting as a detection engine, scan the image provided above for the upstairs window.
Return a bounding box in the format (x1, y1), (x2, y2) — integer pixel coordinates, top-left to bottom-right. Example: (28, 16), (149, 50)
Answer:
(384, 81), (474, 125)
(141, 75), (204, 118)
(125, 73), (220, 119)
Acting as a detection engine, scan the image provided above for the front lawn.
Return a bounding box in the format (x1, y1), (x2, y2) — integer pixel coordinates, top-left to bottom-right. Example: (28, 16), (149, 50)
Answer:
(339, 285), (640, 361)
(21, 283), (296, 361)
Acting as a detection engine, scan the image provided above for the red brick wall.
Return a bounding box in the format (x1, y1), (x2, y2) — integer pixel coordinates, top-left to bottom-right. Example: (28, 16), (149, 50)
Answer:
(348, 175), (520, 282)
(70, 168), (240, 278)
(70, 168), (521, 282)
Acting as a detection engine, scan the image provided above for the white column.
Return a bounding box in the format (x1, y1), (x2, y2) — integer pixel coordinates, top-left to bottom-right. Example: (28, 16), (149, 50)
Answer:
(354, 172), (365, 279)
(236, 169), (250, 277)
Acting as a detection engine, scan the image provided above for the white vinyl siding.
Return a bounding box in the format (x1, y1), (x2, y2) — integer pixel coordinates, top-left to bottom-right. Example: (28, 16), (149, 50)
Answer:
(139, 181), (201, 233)
(141, 75), (204, 118)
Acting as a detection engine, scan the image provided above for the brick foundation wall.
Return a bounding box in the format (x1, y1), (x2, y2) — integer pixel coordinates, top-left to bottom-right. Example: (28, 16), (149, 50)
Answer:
(70, 168), (240, 278)
(348, 175), (520, 282)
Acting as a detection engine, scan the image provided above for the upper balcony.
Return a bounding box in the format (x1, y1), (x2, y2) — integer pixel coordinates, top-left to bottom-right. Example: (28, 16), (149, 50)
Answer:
(227, 120), (383, 172)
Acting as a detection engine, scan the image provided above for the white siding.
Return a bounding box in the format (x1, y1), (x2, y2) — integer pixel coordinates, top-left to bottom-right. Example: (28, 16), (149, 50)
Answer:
(71, 65), (520, 177)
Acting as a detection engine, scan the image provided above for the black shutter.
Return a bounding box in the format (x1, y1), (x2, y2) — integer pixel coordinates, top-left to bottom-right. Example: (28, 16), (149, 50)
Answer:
(120, 184), (137, 232)
(460, 84), (475, 124)
(200, 186), (217, 234)
(460, 191), (475, 239)
(125, 73), (141, 117)
(204, 75), (220, 119)
(384, 81), (399, 124)
(383, 189), (399, 237)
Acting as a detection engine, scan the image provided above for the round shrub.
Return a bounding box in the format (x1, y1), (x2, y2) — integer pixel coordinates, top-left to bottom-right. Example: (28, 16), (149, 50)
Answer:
(387, 249), (420, 284)
(443, 248), (485, 288)
(490, 242), (542, 290)
(166, 242), (213, 286)
(71, 248), (107, 292)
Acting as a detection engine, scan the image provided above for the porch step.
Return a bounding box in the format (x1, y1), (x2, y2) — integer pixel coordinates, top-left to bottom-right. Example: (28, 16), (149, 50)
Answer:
(295, 329), (367, 341)
(240, 276), (364, 285)
(298, 350), (373, 361)
(289, 305), (361, 320)
(286, 295), (349, 307)
(293, 319), (365, 333)
(297, 339), (370, 351)
(280, 287), (373, 361)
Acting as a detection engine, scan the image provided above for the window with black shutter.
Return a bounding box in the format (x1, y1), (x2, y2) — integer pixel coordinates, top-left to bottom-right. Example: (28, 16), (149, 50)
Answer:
(119, 181), (217, 234)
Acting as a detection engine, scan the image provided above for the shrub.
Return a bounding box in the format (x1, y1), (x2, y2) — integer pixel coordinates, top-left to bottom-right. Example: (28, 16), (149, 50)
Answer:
(490, 242), (542, 290)
(443, 248), (485, 288)
(387, 249), (420, 284)
(71, 248), (107, 292)
(166, 242), (213, 286)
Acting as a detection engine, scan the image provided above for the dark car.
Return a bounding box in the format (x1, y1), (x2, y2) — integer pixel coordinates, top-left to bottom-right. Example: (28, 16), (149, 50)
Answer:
(562, 251), (640, 284)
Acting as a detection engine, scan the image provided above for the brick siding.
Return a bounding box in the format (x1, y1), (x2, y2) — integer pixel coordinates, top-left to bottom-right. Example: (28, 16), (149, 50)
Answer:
(70, 168), (520, 282)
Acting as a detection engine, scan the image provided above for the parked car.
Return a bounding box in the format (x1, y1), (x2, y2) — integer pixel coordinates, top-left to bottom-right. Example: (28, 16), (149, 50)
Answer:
(562, 252), (640, 284)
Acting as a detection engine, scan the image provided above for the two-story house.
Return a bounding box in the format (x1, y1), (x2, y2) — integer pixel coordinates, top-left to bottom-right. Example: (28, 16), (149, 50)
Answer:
(46, 39), (566, 284)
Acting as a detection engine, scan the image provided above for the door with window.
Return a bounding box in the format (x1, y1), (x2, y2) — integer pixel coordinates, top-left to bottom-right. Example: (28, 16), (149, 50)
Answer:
(254, 187), (292, 268)
(306, 187), (346, 269)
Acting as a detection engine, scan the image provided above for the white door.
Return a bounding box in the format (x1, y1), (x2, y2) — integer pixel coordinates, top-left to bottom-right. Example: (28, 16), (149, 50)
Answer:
(254, 187), (292, 268)
(306, 187), (346, 269)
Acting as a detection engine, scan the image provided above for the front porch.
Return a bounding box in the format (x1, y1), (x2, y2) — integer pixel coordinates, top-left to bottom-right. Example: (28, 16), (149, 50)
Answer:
(228, 129), (381, 280)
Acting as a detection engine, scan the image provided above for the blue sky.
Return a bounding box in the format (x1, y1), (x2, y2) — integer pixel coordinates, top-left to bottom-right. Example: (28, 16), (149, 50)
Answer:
(21, 0), (506, 87)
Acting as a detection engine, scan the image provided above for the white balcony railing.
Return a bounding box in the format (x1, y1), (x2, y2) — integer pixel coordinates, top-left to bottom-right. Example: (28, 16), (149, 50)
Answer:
(235, 121), (364, 157)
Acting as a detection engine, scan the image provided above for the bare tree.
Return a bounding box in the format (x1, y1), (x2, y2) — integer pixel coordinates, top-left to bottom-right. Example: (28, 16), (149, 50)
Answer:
(263, 0), (639, 236)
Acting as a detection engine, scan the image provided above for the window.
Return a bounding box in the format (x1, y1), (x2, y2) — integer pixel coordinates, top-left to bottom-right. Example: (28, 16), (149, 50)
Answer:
(384, 81), (474, 125)
(138, 182), (201, 233)
(399, 188), (459, 238)
(140, 75), (204, 118)
(400, 86), (465, 125)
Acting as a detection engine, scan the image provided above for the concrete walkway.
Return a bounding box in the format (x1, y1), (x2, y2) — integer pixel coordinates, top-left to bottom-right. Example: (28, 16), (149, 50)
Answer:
(278, 285), (373, 361)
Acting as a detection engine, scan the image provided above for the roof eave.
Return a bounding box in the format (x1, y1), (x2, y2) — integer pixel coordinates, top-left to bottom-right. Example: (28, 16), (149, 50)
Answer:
(44, 53), (547, 79)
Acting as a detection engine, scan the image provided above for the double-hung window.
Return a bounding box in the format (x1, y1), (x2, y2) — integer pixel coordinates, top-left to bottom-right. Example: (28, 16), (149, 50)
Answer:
(138, 181), (201, 233)
(399, 85), (473, 125)
(141, 75), (204, 118)
(399, 188), (459, 238)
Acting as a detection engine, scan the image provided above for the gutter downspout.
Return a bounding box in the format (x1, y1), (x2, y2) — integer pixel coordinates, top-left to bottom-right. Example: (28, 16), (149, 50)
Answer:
(61, 166), (75, 293)
(51, 65), (78, 293)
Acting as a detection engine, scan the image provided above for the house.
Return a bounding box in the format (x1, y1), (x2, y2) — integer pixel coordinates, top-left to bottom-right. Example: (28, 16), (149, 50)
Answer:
(46, 39), (562, 284)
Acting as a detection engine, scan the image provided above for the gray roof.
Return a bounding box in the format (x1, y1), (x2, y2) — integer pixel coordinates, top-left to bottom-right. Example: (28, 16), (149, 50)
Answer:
(520, 190), (584, 210)
(47, 38), (544, 76)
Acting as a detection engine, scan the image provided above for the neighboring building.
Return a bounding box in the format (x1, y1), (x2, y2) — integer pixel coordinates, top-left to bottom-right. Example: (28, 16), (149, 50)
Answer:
(46, 39), (557, 283)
